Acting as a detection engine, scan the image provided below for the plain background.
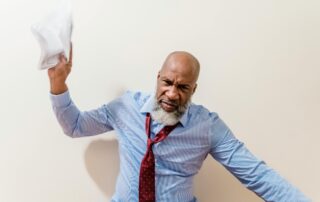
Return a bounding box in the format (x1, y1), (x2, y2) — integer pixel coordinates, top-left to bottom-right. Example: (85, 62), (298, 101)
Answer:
(0, 0), (319, 201)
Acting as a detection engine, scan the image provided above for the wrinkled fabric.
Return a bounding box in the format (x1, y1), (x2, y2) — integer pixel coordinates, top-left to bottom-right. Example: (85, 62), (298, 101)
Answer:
(31, 0), (73, 70)
(50, 90), (311, 202)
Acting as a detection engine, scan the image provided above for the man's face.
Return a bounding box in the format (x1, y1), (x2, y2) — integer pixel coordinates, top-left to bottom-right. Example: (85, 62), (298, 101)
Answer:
(156, 54), (198, 113)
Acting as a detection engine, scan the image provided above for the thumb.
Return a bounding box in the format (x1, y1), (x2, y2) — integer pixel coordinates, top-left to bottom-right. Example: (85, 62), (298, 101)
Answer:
(59, 53), (67, 64)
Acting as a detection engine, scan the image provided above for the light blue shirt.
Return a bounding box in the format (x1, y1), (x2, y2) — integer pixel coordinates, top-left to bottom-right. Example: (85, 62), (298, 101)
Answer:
(50, 90), (310, 202)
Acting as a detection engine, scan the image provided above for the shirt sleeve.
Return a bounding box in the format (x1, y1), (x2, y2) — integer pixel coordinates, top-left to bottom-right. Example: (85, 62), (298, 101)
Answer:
(208, 114), (310, 202)
(50, 90), (113, 137)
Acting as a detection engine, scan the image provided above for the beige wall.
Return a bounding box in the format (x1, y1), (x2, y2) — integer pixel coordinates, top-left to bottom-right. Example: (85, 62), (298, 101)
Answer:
(0, 0), (319, 201)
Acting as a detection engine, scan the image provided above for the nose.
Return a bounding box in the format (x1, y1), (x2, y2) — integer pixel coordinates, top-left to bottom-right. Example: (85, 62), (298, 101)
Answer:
(166, 86), (179, 100)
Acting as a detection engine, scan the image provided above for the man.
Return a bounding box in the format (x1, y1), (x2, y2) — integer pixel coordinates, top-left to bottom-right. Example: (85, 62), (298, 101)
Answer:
(49, 48), (309, 202)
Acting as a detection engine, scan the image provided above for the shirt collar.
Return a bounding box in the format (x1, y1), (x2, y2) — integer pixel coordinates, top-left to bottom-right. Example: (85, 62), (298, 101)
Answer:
(140, 93), (189, 127)
(139, 92), (155, 114)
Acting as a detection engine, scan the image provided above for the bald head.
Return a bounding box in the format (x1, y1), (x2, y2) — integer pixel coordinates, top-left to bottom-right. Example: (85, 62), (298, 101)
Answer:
(160, 51), (200, 83)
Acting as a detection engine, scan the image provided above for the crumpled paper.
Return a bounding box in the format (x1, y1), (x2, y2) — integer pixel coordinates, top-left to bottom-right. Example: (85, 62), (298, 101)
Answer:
(31, 0), (73, 70)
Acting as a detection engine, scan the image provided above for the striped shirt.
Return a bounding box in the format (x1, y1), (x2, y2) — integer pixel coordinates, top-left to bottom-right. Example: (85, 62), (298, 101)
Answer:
(50, 90), (310, 202)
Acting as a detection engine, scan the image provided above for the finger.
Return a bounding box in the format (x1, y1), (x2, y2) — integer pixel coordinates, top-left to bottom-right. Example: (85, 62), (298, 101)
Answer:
(68, 42), (73, 64)
(66, 61), (72, 70)
(47, 66), (56, 77)
(48, 66), (55, 73)
(59, 53), (67, 64)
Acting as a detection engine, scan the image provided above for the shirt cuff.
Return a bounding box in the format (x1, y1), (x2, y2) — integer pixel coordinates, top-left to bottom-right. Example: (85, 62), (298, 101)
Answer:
(49, 90), (71, 107)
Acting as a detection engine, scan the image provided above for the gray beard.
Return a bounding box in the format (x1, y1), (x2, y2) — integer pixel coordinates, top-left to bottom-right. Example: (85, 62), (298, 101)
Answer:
(150, 98), (190, 126)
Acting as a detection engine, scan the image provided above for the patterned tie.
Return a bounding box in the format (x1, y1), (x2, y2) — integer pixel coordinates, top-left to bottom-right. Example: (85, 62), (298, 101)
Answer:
(139, 113), (178, 202)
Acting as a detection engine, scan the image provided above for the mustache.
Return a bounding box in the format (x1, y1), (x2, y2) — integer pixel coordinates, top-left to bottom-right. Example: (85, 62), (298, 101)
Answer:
(159, 99), (178, 107)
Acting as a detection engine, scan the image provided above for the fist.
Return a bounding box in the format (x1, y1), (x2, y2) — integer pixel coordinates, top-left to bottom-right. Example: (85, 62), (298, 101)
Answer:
(48, 45), (73, 82)
(48, 44), (73, 94)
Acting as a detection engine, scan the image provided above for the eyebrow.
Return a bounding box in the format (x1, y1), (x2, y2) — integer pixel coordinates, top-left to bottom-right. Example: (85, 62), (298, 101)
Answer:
(162, 78), (191, 88)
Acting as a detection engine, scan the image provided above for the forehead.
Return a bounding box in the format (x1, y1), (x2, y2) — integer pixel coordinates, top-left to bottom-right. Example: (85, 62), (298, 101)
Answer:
(160, 67), (194, 84)
(160, 54), (198, 84)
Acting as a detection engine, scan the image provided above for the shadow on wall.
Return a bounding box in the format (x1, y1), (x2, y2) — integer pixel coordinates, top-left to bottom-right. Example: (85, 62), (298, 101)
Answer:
(84, 139), (262, 202)
(84, 139), (119, 198)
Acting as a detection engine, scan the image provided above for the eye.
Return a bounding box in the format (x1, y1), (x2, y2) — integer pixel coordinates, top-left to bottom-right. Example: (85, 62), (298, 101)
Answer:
(179, 85), (190, 92)
(163, 79), (173, 86)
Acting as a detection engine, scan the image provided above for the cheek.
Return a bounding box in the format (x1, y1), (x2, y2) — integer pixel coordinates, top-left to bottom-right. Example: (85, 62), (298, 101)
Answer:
(155, 82), (161, 95)
(156, 85), (165, 98)
(181, 93), (192, 104)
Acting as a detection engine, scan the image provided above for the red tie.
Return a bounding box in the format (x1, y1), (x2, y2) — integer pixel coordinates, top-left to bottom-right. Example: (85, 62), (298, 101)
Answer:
(139, 113), (178, 202)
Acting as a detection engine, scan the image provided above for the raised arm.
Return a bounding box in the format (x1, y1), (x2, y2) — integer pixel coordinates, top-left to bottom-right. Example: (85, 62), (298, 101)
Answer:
(48, 46), (113, 137)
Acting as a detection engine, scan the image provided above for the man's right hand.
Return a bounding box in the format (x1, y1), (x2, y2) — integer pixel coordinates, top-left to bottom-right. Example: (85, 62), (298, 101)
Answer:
(48, 45), (73, 95)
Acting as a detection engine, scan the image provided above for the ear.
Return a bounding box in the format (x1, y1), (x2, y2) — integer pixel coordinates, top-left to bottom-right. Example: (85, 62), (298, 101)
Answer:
(192, 83), (197, 94)
(157, 71), (161, 79)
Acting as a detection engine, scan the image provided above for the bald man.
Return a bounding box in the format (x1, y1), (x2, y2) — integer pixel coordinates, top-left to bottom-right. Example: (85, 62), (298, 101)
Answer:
(49, 49), (309, 202)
